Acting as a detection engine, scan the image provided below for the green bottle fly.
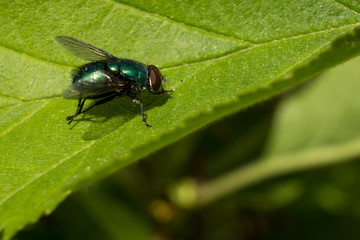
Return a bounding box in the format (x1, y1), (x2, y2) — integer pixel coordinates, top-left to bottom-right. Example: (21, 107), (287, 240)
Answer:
(56, 36), (171, 127)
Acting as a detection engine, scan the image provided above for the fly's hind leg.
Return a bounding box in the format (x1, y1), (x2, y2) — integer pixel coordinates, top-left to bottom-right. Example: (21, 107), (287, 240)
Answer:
(67, 99), (86, 124)
(80, 94), (116, 115)
(66, 94), (117, 124)
(132, 97), (151, 128)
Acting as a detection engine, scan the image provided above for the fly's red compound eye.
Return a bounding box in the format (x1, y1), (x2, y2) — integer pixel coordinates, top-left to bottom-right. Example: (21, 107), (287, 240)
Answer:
(148, 65), (162, 92)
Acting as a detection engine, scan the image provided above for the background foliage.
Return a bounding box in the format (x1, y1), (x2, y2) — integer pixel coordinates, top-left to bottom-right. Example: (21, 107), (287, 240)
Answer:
(1, 0), (360, 239)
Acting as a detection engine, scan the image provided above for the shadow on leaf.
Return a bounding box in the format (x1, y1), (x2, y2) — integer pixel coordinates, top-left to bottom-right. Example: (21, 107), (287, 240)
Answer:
(68, 91), (171, 140)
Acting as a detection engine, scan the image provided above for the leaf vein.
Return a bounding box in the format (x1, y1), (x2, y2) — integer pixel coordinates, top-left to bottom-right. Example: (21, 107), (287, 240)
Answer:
(0, 97), (61, 110)
(0, 99), (52, 137)
(163, 23), (360, 71)
(108, 0), (252, 44)
(0, 44), (72, 69)
(333, 0), (360, 15)
(0, 141), (96, 207)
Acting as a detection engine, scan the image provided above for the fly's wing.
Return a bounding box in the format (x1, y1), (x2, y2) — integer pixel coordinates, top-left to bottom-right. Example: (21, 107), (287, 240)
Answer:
(62, 81), (124, 99)
(56, 36), (117, 61)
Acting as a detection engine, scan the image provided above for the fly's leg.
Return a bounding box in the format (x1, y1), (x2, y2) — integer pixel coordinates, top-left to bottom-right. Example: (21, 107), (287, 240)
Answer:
(66, 95), (117, 124)
(132, 97), (151, 128)
(67, 99), (86, 124)
(80, 94), (116, 115)
(150, 89), (173, 95)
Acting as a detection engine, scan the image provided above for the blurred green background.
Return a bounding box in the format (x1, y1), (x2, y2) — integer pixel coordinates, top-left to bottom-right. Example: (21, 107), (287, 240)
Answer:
(14, 55), (360, 240)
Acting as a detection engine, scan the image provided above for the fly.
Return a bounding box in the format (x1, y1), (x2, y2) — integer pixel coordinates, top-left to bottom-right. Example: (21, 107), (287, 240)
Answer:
(56, 36), (172, 127)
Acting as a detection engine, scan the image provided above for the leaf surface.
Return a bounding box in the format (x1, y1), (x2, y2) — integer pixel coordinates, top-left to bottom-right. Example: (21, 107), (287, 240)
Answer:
(1, 0), (360, 238)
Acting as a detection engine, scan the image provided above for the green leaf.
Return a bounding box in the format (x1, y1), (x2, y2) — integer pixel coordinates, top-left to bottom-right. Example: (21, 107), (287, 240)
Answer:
(267, 56), (360, 155)
(1, 0), (360, 238)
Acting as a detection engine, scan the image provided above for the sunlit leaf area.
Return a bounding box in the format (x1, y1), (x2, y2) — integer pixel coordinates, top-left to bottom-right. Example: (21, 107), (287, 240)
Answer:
(1, 0), (360, 239)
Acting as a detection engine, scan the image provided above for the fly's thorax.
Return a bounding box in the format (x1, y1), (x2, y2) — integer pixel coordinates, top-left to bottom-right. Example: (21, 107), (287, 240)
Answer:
(107, 59), (148, 87)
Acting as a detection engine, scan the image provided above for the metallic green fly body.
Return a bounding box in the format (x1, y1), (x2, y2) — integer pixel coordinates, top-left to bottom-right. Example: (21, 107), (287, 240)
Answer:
(56, 36), (171, 127)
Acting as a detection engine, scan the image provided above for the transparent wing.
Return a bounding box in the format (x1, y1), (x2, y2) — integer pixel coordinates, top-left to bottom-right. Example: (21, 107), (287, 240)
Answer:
(62, 81), (116, 99)
(56, 36), (117, 61)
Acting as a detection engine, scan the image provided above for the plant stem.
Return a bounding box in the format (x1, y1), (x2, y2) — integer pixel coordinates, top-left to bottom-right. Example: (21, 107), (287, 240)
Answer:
(196, 138), (360, 206)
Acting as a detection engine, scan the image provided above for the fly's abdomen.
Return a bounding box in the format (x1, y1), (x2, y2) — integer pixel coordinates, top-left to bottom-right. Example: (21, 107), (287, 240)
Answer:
(63, 62), (113, 99)
(73, 62), (109, 87)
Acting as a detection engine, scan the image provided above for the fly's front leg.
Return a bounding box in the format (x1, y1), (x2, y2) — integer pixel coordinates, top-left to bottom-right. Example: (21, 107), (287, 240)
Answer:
(132, 97), (152, 128)
(67, 99), (86, 124)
